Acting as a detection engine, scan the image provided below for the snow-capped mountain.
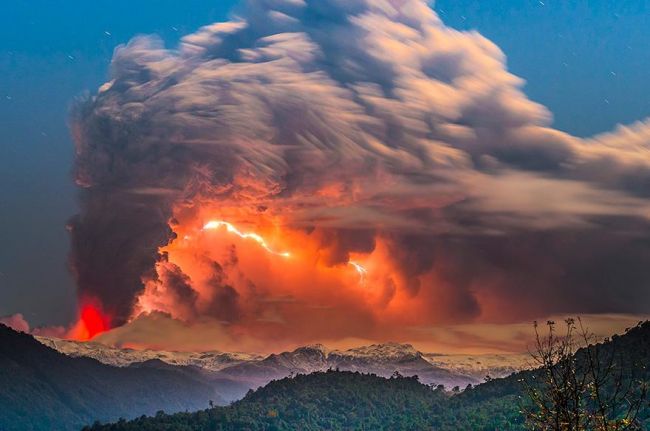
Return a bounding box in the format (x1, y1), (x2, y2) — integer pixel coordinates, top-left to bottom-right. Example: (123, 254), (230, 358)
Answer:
(329, 342), (421, 365)
(36, 336), (262, 371)
(422, 352), (528, 381)
(37, 337), (526, 395)
(327, 342), (476, 388)
(215, 344), (331, 387)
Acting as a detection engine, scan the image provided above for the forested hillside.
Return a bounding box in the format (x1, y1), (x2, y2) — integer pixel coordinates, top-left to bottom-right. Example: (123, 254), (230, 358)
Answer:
(85, 322), (650, 431)
(0, 325), (219, 431)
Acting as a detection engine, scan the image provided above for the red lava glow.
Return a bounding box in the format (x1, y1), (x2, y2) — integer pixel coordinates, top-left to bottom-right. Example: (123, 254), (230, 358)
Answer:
(68, 302), (111, 341)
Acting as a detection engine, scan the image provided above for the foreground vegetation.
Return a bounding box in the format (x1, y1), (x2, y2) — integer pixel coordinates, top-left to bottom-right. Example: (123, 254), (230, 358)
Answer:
(85, 321), (650, 431)
(85, 370), (521, 431)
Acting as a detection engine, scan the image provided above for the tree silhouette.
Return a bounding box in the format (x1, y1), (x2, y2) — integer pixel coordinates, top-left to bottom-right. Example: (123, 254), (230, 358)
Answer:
(522, 318), (647, 431)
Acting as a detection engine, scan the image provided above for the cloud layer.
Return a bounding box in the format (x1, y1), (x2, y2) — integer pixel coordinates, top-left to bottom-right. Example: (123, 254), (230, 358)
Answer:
(70, 0), (650, 348)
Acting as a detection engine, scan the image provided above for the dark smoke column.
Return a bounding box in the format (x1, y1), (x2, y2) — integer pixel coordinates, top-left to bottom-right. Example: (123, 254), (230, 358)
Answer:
(69, 96), (176, 326)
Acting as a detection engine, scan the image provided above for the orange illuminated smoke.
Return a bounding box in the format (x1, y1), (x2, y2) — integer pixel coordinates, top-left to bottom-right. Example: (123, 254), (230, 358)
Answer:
(201, 219), (368, 283)
(68, 302), (110, 341)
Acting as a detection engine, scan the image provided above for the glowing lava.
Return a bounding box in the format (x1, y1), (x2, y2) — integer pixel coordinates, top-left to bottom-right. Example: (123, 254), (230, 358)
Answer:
(203, 220), (291, 257)
(68, 302), (110, 341)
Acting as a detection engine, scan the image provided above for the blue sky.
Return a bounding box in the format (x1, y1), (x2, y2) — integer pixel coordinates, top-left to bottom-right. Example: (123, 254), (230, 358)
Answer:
(1, 0), (648, 326)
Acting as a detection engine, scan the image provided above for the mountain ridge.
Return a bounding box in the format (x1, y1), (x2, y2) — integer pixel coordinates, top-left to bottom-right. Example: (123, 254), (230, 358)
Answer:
(37, 336), (526, 390)
(0, 324), (222, 431)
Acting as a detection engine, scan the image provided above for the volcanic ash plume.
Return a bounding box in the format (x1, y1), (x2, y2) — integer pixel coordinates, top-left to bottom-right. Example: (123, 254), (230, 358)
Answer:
(69, 0), (650, 345)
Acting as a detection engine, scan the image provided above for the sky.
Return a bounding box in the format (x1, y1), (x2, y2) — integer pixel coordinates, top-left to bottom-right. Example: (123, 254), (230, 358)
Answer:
(1, 0), (649, 353)
(1, 0), (238, 325)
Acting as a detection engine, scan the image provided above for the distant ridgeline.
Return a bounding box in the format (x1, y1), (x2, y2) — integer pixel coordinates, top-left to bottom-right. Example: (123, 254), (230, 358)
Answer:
(86, 323), (650, 431)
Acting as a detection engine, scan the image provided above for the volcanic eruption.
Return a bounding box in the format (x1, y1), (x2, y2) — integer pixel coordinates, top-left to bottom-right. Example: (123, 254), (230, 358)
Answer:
(67, 0), (650, 347)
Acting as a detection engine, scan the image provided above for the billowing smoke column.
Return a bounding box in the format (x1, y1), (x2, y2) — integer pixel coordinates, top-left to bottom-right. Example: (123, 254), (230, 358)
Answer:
(70, 0), (650, 341)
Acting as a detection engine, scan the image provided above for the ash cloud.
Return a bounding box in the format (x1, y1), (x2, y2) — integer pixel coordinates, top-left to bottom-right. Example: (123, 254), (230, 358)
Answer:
(0, 313), (67, 338)
(70, 0), (650, 335)
(0, 313), (30, 333)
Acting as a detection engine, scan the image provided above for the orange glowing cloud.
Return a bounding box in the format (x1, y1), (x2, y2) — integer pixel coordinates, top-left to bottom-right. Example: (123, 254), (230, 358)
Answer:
(129, 205), (463, 350)
(202, 220), (292, 258)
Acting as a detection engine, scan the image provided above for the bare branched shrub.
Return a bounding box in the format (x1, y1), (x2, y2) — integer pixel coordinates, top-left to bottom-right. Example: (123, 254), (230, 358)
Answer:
(522, 318), (647, 431)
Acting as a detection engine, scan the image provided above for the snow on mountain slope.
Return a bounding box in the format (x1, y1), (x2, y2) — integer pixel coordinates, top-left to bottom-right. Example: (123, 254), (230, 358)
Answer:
(215, 344), (332, 387)
(193, 342), (481, 389)
(422, 352), (529, 381)
(327, 343), (477, 388)
(37, 337), (527, 392)
(329, 342), (421, 363)
(36, 336), (261, 371)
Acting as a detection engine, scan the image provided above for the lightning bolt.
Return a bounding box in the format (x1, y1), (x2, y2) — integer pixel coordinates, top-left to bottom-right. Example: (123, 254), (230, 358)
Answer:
(349, 260), (367, 284)
(202, 220), (368, 284)
(202, 220), (291, 257)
